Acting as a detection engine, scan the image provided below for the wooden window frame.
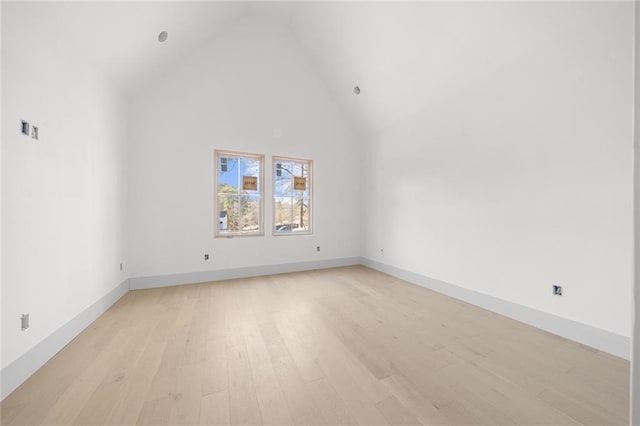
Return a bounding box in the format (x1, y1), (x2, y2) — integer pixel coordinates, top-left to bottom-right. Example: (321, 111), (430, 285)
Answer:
(214, 150), (265, 238)
(272, 156), (313, 236)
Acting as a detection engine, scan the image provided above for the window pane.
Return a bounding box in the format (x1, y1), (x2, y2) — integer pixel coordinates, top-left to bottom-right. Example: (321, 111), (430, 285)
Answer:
(291, 194), (310, 232)
(274, 196), (294, 233)
(218, 194), (240, 233)
(240, 195), (261, 232)
(240, 157), (261, 195)
(292, 162), (305, 178)
(218, 156), (239, 192)
(274, 161), (293, 197)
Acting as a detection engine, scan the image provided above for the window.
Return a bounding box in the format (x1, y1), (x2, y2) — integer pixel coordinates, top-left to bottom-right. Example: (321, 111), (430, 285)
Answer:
(273, 156), (312, 235)
(215, 150), (264, 237)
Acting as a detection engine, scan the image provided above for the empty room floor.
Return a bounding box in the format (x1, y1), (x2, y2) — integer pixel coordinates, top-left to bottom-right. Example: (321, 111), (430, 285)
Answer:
(0, 266), (629, 425)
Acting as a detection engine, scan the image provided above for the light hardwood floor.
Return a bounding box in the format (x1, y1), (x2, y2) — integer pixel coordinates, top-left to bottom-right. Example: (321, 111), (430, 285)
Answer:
(0, 266), (630, 425)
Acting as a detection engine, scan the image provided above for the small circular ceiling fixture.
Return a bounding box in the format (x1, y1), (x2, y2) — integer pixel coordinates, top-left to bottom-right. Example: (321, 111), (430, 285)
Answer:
(158, 31), (168, 43)
(353, 86), (361, 95)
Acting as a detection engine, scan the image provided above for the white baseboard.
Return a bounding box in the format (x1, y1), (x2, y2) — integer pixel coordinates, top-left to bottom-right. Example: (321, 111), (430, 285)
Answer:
(1, 256), (629, 402)
(0, 279), (130, 400)
(360, 257), (630, 360)
(129, 257), (361, 290)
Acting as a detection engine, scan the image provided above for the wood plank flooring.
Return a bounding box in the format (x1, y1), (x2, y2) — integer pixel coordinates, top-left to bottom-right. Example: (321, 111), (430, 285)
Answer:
(0, 266), (630, 425)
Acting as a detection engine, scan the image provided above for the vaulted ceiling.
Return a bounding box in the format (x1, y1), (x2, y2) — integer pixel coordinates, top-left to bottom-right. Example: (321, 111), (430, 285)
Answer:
(3, 1), (627, 138)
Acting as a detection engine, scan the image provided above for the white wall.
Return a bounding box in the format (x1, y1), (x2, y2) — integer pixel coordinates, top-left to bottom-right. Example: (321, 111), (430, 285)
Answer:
(1, 3), (129, 371)
(0, 0), (4, 378)
(128, 16), (360, 280)
(361, 2), (634, 338)
(632, 0), (639, 420)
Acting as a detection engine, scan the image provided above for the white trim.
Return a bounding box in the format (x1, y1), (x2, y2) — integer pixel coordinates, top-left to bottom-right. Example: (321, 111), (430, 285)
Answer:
(631, 0), (639, 421)
(0, 279), (130, 400)
(129, 257), (361, 290)
(360, 257), (630, 360)
(2, 256), (629, 402)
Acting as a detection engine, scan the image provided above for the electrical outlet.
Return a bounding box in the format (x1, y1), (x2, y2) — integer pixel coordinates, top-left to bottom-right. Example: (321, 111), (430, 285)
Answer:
(316, 246), (320, 252)
(204, 253), (210, 260)
(31, 125), (39, 140)
(21, 313), (29, 331)
(553, 285), (563, 296)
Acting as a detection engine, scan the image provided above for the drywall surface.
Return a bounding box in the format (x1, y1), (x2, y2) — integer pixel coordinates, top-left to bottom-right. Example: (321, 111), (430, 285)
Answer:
(361, 2), (634, 338)
(0, 0), (4, 378)
(632, 0), (639, 421)
(128, 17), (360, 279)
(1, 3), (129, 370)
